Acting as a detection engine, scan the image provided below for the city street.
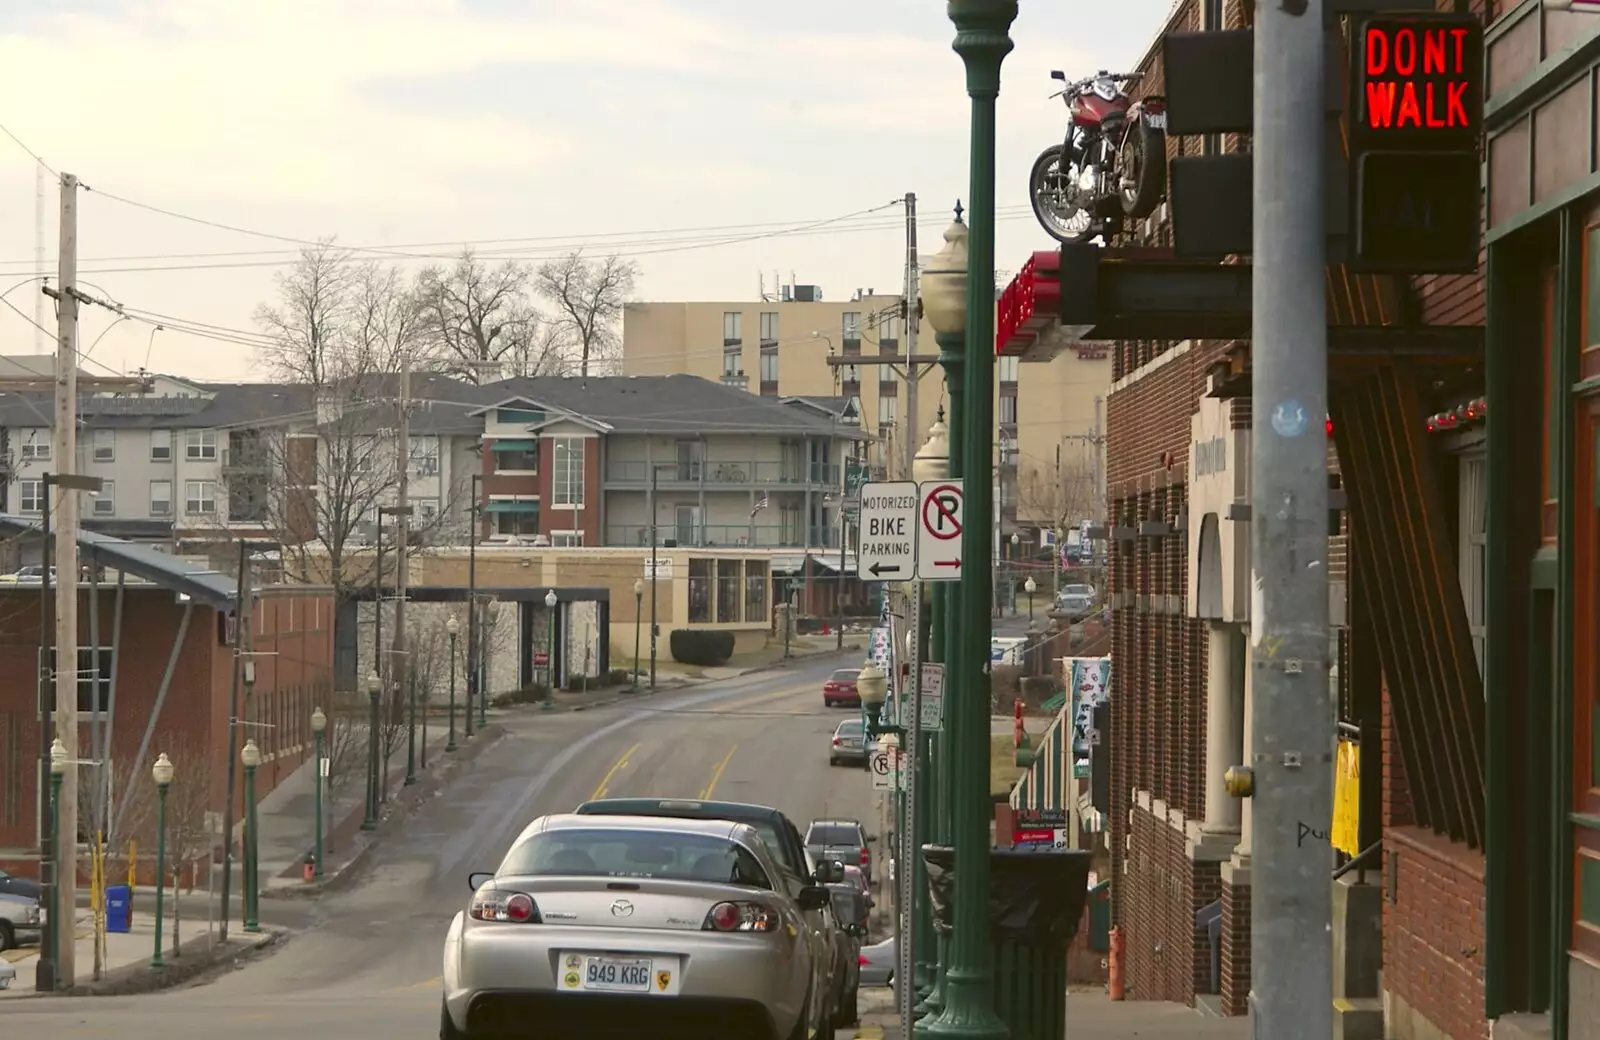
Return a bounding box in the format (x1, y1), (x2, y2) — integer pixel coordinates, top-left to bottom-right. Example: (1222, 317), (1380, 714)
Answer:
(4, 655), (882, 1038)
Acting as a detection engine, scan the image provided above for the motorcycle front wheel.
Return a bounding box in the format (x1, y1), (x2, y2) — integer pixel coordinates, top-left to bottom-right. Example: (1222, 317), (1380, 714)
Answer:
(1119, 122), (1167, 220)
(1028, 145), (1096, 245)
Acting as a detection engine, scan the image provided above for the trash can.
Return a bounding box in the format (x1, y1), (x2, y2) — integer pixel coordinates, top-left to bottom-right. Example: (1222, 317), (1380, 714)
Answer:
(923, 844), (1093, 1040)
(105, 884), (132, 934)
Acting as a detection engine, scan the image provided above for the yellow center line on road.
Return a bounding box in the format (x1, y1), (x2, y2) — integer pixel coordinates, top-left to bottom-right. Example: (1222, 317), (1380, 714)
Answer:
(699, 744), (740, 800)
(590, 741), (642, 801)
(407, 974), (444, 990)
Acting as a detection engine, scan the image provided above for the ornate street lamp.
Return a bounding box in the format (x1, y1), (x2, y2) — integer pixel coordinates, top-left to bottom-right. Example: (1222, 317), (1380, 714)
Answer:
(362, 671), (380, 831)
(925, 3), (1017, 1037)
(150, 752), (174, 971)
(543, 590), (558, 711)
(241, 739), (262, 933)
(917, 211), (970, 1027)
(1025, 575), (1037, 622)
(445, 615), (460, 752)
(857, 659), (889, 725)
(310, 707), (327, 878)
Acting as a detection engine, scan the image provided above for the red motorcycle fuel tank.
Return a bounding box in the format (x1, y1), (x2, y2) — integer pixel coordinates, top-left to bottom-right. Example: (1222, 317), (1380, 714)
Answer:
(1070, 91), (1129, 129)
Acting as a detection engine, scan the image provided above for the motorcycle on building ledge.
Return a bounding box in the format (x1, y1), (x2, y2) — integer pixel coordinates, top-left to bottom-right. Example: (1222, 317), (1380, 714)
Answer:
(1028, 69), (1167, 244)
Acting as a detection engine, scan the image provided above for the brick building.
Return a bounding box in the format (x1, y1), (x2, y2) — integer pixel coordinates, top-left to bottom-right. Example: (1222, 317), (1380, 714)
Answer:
(0, 527), (334, 884)
(1087, 0), (1490, 1033)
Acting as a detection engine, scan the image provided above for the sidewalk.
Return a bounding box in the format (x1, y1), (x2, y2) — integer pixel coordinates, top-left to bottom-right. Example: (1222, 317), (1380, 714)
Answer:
(0, 906), (281, 998)
(852, 987), (1251, 1038)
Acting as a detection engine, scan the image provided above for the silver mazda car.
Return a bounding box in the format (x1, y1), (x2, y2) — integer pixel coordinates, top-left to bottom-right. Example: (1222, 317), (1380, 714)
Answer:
(441, 813), (836, 1040)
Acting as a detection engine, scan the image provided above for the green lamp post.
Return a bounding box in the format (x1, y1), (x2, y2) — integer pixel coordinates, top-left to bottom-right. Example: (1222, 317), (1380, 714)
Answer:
(242, 739), (262, 933)
(918, 210), (970, 1028)
(362, 670), (380, 830)
(910, 415), (950, 1001)
(926, 3), (1016, 1037)
(480, 599), (495, 727)
(446, 615), (460, 752)
(311, 706), (327, 878)
(150, 751), (173, 970)
(632, 579), (644, 693)
(542, 590), (557, 710)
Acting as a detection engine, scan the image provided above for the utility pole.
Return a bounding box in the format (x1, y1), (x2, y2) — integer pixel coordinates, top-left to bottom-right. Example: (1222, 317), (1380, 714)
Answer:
(903, 192), (920, 479)
(395, 365), (415, 787)
(1248, 0), (1332, 1033)
(51, 172), (80, 988)
(649, 465), (658, 688)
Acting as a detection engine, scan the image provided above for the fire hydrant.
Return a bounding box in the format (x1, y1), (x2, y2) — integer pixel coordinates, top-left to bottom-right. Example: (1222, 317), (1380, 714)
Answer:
(1109, 925), (1125, 1000)
(303, 856), (316, 883)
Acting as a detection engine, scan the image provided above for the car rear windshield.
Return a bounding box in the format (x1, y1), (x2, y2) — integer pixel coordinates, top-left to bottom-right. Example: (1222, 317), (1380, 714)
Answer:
(500, 828), (772, 889)
(806, 823), (863, 846)
(837, 721), (863, 735)
(1063, 585), (1093, 595)
(830, 670), (860, 682)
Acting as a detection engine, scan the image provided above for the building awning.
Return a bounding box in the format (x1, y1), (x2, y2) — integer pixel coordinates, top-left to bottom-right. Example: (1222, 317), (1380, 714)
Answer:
(489, 439), (538, 452)
(485, 500), (539, 514)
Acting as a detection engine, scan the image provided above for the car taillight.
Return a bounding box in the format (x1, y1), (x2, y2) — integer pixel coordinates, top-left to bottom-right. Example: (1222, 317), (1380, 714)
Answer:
(860, 847), (871, 867)
(859, 954), (870, 965)
(703, 900), (779, 933)
(470, 890), (541, 923)
(832, 736), (842, 746)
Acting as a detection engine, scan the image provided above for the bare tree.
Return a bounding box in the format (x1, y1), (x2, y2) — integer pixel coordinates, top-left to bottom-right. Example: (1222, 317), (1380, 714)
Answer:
(349, 261), (430, 374)
(535, 251), (639, 378)
(414, 250), (565, 381)
(1016, 449), (1100, 536)
(320, 692), (367, 852)
(254, 241), (357, 387)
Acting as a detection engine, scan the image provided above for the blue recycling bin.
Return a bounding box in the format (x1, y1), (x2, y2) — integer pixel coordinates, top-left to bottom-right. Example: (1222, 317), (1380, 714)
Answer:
(105, 884), (131, 934)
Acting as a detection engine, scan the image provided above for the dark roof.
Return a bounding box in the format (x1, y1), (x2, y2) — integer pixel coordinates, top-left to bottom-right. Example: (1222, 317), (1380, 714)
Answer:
(0, 515), (236, 607)
(0, 383), (316, 431)
(474, 375), (870, 438)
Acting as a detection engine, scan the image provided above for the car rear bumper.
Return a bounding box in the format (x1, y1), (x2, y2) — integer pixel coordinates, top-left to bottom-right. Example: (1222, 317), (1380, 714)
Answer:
(461, 989), (780, 1039)
(830, 746), (868, 763)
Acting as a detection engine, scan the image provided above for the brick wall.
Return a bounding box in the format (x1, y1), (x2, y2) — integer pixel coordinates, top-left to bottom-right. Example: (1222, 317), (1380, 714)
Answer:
(1121, 803), (1221, 1004)
(1220, 873), (1251, 1014)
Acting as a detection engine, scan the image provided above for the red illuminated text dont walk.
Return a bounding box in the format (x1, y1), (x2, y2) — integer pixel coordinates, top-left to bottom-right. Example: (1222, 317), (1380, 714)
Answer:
(1362, 24), (1475, 131)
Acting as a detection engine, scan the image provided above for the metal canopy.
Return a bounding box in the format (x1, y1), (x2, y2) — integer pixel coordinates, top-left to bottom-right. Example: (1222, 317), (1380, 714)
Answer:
(0, 513), (236, 607)
(1057, 250), (1483, 354)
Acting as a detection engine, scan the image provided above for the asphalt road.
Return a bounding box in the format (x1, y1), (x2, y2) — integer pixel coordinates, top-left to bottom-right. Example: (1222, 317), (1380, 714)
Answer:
(9, 653), (883, 1038)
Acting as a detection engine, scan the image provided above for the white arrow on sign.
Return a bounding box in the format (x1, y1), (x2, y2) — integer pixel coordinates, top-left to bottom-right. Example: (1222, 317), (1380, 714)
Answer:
(915, 479), (963, 581)
(858, 481), (919, 581)
(871, 751), (893, 790)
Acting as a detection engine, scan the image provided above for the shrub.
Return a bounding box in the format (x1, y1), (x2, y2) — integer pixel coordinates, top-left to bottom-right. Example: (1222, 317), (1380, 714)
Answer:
(670, 629), (735, 667)
(989, 664), (1023, 711)
(605, 668), (634, 686)
(490, 683), (550, 708)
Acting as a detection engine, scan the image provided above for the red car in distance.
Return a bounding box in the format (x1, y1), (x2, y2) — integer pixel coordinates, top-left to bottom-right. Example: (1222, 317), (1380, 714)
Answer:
(822, 668), (862, 708)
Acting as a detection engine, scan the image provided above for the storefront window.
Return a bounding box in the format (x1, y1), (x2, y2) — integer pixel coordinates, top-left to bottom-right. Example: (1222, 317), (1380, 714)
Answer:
(717, 560), (741, 623)
(688, 560), (712, 623)
(745, 560), (768, 624)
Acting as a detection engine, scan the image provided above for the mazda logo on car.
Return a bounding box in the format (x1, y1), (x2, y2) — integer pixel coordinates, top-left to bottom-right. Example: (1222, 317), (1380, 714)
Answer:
(610, 899), (634, 917)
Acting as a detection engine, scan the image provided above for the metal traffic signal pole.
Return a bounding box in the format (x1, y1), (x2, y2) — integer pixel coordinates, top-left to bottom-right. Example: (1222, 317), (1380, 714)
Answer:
(1247, 0), (1333, 1032)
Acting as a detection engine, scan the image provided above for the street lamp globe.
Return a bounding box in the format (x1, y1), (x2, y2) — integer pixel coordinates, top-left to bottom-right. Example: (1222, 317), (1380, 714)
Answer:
(1025, 576), (1037, 594)
(545, 589), (558, 609)
(241, 739), (262, 769)
(857, 660), (888, 711)
(913, 412), (950, 483)
(446, 614), (459, 637)
(311, 706), (327, 734)
(151, 751), (174, 787)
(365, 671), (381, 694)
(1011, 532), (1020, 547)
(921, 210), (971, 336)
(49, 737), (69, 776)
(633, 579), (644, 596)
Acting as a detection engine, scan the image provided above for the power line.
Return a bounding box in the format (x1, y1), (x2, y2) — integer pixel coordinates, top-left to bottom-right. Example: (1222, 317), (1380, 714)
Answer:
(0, 121), (56, 176)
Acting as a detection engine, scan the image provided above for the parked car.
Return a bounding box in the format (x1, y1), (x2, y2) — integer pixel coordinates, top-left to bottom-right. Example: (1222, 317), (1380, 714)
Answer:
(0, 868), (41, 901)
(442, 814), (835, 1040)
(1054, 583), (1096, 618)
(858, 936), (896, 989)
(827, 883), (870, 932)
(822, 669), (861, 708)
(821, 889), (865, 1026)
(804, 819), (871, 886)
(828, 719), (874, 769)
(839, 864), (870, 900)
(0, 892), (42, 953)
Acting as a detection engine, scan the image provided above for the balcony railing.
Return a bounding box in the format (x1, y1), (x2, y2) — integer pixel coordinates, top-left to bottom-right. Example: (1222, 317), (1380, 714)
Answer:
(604, 524), (841, 550)
(604, 460), (841, 488)
(222, 447), (271, 473)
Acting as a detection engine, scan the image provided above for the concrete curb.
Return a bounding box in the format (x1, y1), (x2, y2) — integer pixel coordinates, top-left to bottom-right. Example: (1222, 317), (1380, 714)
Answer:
(536, 642), (859, 712)
(263, 725), (508, 901)
(26, 928), (286, 998)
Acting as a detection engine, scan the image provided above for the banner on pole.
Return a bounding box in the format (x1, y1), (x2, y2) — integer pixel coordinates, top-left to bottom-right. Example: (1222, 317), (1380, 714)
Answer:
(1331, 739), (1361, 856)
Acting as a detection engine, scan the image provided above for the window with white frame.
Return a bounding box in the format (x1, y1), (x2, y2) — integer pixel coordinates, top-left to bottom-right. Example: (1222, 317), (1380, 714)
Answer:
(91, 429), (115, 463)
(21, 432), (49, 461)
(408, 435), (440, 476)
(999, 395), (1018, 426)
(877, 395), (897, 431)
(553, 438), (585, 507)
(355, 436), (376, 472)
(495, 510), (539, 537)
(92, 481), (115, 516)
(416, 500), (439, 524)
(150, 428), (172, 462)
(998, 356), (1020, 383)
(843, 312), (861, 339)
(723, 345), (743, 377)
(20, 479), (42, 513)
(723, 311), (742, 343)
(552, 531), (583, 547)
(150, 480), (172, 517)
(760, 348), (779, 383)
(185, 429), (217, 461)
(1458, 452), (1487, 677)
(759, 311), (779, 345)
(879, 313), (899, 341)
(184, 480), (217, 515)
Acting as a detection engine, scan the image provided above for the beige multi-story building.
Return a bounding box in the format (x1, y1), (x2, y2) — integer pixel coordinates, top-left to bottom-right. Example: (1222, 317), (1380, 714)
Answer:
(621, 281), (1114, 548)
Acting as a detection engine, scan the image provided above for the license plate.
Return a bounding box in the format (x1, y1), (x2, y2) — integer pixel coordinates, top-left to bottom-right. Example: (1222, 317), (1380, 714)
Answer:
(1144, 111), (1167, 130)
(559, 953), (668, 994)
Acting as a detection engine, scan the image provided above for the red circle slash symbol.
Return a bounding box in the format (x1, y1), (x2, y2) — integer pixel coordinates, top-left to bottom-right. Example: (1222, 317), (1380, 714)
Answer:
(922, 485), (963, 540)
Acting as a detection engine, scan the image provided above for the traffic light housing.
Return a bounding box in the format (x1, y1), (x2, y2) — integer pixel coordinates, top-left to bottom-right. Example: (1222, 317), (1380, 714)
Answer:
(1348, 13), (1483, 272)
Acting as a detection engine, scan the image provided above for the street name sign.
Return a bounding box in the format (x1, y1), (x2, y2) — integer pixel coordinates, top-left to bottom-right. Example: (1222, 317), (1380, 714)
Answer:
(858, 481), (918, 581)
(916, 479), (964, 581)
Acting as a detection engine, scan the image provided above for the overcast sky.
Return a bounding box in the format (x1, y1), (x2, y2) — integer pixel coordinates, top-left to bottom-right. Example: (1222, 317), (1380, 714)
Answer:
(0, 0), (1173, 382)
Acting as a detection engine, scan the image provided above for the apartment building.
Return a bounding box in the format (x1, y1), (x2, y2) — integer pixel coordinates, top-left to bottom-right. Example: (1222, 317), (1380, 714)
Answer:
(0, 370), (861, 558)
(620, 280), (1113, 546)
